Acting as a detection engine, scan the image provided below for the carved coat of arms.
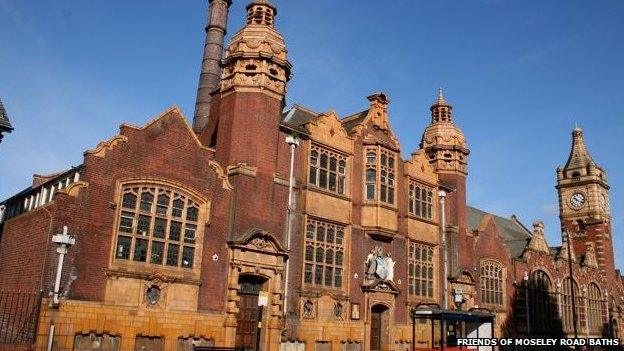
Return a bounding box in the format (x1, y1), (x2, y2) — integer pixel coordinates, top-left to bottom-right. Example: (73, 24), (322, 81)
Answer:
(364, 246), (395, 286)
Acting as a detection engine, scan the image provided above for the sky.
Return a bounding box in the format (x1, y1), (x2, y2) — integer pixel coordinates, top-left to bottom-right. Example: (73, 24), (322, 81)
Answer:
(1, 1), (623, 268)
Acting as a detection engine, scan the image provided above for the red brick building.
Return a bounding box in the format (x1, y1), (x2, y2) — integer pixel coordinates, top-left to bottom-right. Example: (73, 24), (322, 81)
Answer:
(0, 1), (622, 351)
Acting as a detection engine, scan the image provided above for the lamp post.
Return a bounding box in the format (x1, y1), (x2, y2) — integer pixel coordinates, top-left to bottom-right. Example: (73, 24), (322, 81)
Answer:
(51, 226), (75, 307)
(524, 271), (530, 337)
(439, 190), (448, 310)
(283, 134), (299, 316)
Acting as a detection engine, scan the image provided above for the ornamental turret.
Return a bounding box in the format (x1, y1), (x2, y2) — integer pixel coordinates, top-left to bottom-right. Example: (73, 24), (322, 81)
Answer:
(420, 88), (469, 231)
(556, 126), (614, 276)
(220, 0), (292, 100)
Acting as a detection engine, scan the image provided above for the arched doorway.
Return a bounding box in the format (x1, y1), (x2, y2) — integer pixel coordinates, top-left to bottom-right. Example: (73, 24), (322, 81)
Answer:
(235, 275), (267, 351)
(370, 304), (389, 351)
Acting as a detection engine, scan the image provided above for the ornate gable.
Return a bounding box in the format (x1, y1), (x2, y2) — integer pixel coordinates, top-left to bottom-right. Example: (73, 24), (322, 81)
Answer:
(343, 93), (400, 150)
(404, 150), (438, 185)
(557, 232), (577, 262)
(307, 111), (353, 153)
(526, 221), (550, 255)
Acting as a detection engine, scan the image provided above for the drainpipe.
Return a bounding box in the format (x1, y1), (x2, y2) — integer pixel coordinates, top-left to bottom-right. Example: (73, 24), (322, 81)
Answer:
(283, 135), (299, 315)
(51, 226), (76, 307)
(439, 190), (448, 310)
(46, 323), (55, 351)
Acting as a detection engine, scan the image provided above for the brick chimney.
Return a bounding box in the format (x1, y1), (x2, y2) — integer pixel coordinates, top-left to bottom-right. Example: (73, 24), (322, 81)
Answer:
(192, 0), (232, 133)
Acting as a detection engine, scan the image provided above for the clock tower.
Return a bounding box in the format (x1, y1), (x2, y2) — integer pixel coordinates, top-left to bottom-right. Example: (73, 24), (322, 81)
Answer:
(556, 126), (614, 276)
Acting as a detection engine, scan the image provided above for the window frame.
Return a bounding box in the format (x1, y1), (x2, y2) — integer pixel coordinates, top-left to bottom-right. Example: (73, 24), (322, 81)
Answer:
(364, 146), (397, 206)
(110, 181), (207, 276)
(302, 217), (347, 291)
(408, 180), (435, 220)
(408, 241), (435, 299)
(479, 260), (504, 307)
(586, 282), (603, 334)
(308, 144), (349, 196)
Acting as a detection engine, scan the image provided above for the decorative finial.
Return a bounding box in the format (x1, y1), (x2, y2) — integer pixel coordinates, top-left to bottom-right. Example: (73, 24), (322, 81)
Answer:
(437, 86), (446, 104)
(574, 122), (582, 132)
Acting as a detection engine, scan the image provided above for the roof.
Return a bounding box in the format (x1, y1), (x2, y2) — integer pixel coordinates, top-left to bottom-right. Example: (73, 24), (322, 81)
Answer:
(467, 206), (532, 258)
(281, 104), (318, 134)
(281, 104), (318, 127)
(0, 166), (82, 205)
(0, 99), (13, 131)
(564, 127), (596, 170)
(341, 110), (369, 133)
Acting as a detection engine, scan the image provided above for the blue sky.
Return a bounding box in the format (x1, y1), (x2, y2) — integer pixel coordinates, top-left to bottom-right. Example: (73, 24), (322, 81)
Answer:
(1, 1), (623, 268)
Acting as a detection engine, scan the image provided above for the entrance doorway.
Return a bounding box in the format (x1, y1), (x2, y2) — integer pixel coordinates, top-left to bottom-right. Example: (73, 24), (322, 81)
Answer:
(370, 304), (388, 351)
(235, 275), (266, 351)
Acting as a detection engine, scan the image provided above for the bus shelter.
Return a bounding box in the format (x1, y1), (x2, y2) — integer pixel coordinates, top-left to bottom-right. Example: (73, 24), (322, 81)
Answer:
(411, 303), (495, 351)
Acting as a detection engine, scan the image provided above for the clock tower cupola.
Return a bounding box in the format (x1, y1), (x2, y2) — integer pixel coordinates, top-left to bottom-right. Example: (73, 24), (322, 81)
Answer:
(556, 126), (614, 276)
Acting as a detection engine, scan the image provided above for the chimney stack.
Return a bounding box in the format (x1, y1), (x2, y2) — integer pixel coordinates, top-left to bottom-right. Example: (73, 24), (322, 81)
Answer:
(192, 0), (232, 133)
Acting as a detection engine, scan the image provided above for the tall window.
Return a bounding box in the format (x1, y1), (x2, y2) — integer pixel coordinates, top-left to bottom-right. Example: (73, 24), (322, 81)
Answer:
(114, 185), (200, 269)
(480, 260), (503, 305)
(309, 145), (347, 195)
(408, 242), (434, 298)
(587, 283), (603, 334)
(304, 219), (346, 289)
(364, 147), (396, 204)
(562, 277), (582, 333)
(408, 182), (434, 220)
(528, 270), (556, 334)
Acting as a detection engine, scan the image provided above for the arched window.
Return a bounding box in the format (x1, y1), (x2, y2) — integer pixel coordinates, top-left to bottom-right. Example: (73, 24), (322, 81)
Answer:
(587, 283), (604, 335)
(528, 270), (557, 335)
(480, 261), (504, 306)
(114, 184), (202, 270)
(562, 277), (582, 333)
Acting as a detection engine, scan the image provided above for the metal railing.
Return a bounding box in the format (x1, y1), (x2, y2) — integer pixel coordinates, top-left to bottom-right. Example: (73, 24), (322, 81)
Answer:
(0, 290), (42, 344)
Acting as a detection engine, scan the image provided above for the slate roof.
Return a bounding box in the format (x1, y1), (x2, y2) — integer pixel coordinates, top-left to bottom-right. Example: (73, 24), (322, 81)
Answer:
(467, 206), (532, 258)
(282, 104), (318, 127)
(341, 110), (369, 133)
(0, 99), (13, 131)
(280, 104), (319, 135)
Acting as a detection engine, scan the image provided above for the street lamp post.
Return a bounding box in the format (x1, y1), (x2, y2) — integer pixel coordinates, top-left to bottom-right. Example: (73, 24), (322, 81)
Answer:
(51, 226), (75, 307)
(439, 190), (448, 310)
(283, 134), (299, 317)
(524, 271), (530, 337)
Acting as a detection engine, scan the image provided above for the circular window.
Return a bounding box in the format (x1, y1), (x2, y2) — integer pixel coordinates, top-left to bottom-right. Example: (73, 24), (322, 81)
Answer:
(146, 285), (161, 305)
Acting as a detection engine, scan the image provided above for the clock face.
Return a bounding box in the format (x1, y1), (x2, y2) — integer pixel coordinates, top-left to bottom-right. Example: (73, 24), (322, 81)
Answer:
(569, 192), (586, 209)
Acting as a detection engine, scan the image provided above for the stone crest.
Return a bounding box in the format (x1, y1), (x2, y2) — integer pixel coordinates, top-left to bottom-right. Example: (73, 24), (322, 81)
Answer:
(364, 246), (395, 287)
